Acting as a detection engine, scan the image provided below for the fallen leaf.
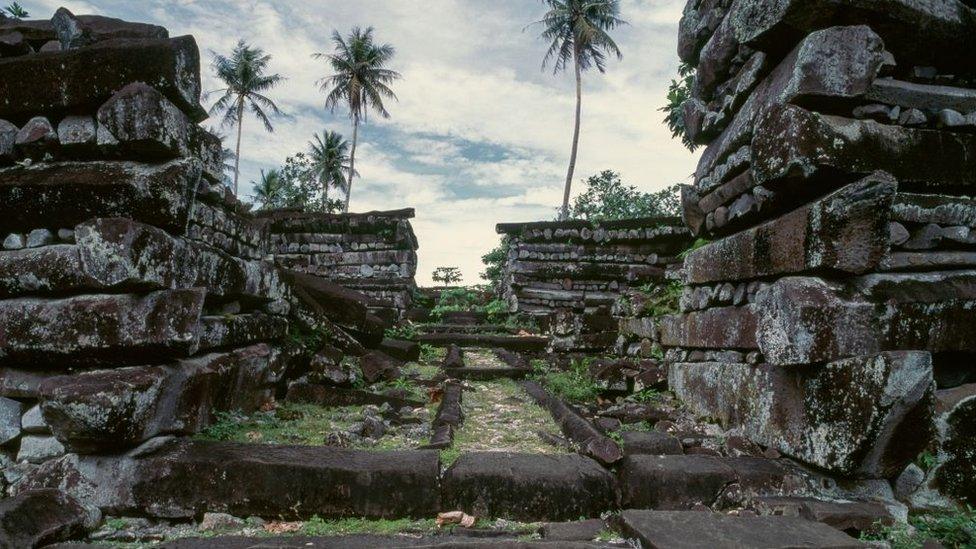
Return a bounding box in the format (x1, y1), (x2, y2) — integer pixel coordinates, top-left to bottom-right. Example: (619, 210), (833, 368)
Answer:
(263, 521), (302, 534)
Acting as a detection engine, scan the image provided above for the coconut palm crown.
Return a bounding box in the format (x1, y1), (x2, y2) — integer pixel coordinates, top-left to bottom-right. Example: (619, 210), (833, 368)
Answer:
(208, 40), (285, 196)
(307, 131), (355, 210)
(534, 0), (625, 220)
(313, 27), (401, 212)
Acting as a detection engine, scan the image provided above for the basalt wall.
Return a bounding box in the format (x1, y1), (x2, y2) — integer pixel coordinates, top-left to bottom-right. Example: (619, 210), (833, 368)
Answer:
(259, 208), (419, 323)
(667, 0), (976, 501)
(496, 217), (692, 352)
(0, 9), (405, 495)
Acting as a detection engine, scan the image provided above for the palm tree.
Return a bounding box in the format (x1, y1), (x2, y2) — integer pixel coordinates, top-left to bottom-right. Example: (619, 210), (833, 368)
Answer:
(250, 169), (285, 210)
(534, 0), (625, 220)
(3, 2), (28, 18)
(307, 131), (354, 210)
(313, 27), (401, 213)
(208, 40), (285, 196)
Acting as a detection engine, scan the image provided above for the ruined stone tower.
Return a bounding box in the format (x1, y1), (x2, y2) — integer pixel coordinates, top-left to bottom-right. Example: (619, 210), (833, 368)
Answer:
(665, 0), (976, 501)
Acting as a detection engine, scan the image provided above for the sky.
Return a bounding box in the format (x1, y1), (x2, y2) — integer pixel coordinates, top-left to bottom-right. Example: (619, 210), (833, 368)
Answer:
(28, 0), (699, 285)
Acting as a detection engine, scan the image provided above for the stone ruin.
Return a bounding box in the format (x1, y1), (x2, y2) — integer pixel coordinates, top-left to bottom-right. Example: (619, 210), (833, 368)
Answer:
(0, 7), (423, 522)
(666, 0), (976, 502)
(258, 208), (420, 323)
(496, 217), (692, 352)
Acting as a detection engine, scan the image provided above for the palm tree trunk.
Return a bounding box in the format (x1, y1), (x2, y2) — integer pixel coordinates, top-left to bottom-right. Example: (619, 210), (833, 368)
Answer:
(560, 52), (583, 221)
(233, 99), (245, 196)
(345, 114), (360, 214)
(322, 177), (329, 210)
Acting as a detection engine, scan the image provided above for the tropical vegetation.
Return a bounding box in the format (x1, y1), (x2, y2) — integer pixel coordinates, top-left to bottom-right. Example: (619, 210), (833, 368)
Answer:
(568, 170), (679, 221)
(661, 62), (697, 151)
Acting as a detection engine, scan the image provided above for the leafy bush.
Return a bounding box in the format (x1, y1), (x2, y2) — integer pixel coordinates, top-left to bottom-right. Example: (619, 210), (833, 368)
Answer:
(480, 236), (511, 289)
(384, 323), (418, 340)
(863, 507), (976, 548)
(569, 170), (680, 221)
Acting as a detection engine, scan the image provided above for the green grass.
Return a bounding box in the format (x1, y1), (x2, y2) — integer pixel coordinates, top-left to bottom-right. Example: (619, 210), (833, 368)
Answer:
(862, 507), (976, 548)
(530, 358), (601, 404)
(301, 516), (438, 536)
(195, 402), (429, 450)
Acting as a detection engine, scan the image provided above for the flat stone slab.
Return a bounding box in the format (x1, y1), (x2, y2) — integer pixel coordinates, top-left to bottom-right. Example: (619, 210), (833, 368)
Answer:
(615, 510), (865, 548)
(617, 455), (786, 510)
(418, 334), (549, 352)
(0, 159), (200, 235)
(0, 36), (204, 124)
(24, 440), (441, 520)
(0, 288), (205, 367)
(441, 452), (618, 521)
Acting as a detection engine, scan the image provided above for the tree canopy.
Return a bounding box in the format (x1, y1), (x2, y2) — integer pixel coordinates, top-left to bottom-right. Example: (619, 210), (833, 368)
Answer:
(568, 170), (680, 221)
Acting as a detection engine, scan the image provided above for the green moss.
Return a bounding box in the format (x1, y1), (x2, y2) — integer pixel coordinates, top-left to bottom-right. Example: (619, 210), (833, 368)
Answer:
(301, 516), (438, 536)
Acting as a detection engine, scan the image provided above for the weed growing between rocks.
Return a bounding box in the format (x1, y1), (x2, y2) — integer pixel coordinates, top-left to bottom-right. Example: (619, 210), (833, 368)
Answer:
(529, 358), (601, 404)
(861, 506), (976, 548)
(195, 402), (431, 450)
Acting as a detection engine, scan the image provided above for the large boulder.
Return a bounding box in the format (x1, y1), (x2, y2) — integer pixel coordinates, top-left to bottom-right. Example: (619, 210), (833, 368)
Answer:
(0, 489), (93, 548)
(0, 35), (204, 123)
(669, 352), (934, 478)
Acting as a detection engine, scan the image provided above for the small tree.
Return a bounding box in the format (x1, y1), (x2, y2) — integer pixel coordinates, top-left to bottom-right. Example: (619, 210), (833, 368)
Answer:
(480, 236), (510, 289)
(660, 62), (697, 151)
(432, 267), (463, 287)
(568, 170), (679, 221)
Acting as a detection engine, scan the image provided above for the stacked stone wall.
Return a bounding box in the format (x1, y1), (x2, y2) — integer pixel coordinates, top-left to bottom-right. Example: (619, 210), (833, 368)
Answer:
(667, 0), (976, 501)
(261, 208), (420, 323)
(496, 217), (692, 352)
(0, 9), (408, 493)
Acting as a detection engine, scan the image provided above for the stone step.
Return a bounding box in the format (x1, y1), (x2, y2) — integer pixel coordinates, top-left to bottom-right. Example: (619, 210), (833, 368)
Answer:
(617, 454), (788, 510)
(441, 452), (618, 522)
(417, 334), (549, 352)
(442, 367), (531, 381)
(22, 439), (441, 520)
(614, 510), (865, 548)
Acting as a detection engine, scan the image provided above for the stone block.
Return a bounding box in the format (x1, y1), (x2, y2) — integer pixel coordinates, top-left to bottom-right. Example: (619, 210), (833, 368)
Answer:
(0, 395), (22, 444)
(23, 440), (441, 520)
(0, 489), (92, 548)
(0, 288), (205, 367)
(0, 36), (204, 124)
(669, 352), (934, 477)
(616, 510), (864, 549)
(38, 344), (274, 452)
(684, 173), (896, 284)
(441, 452), (617, 521)
(97, 82), (222, 180)
(752, 104), (976, 190)
(0, 159), (201, 235)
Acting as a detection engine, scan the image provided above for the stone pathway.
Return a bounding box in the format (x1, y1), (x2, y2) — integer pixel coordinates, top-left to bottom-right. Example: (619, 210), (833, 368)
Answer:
(450, 349), (566, 455)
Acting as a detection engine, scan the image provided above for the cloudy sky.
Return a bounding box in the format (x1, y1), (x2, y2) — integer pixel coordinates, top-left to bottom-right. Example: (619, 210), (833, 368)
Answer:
(29, 0), (699, 285)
